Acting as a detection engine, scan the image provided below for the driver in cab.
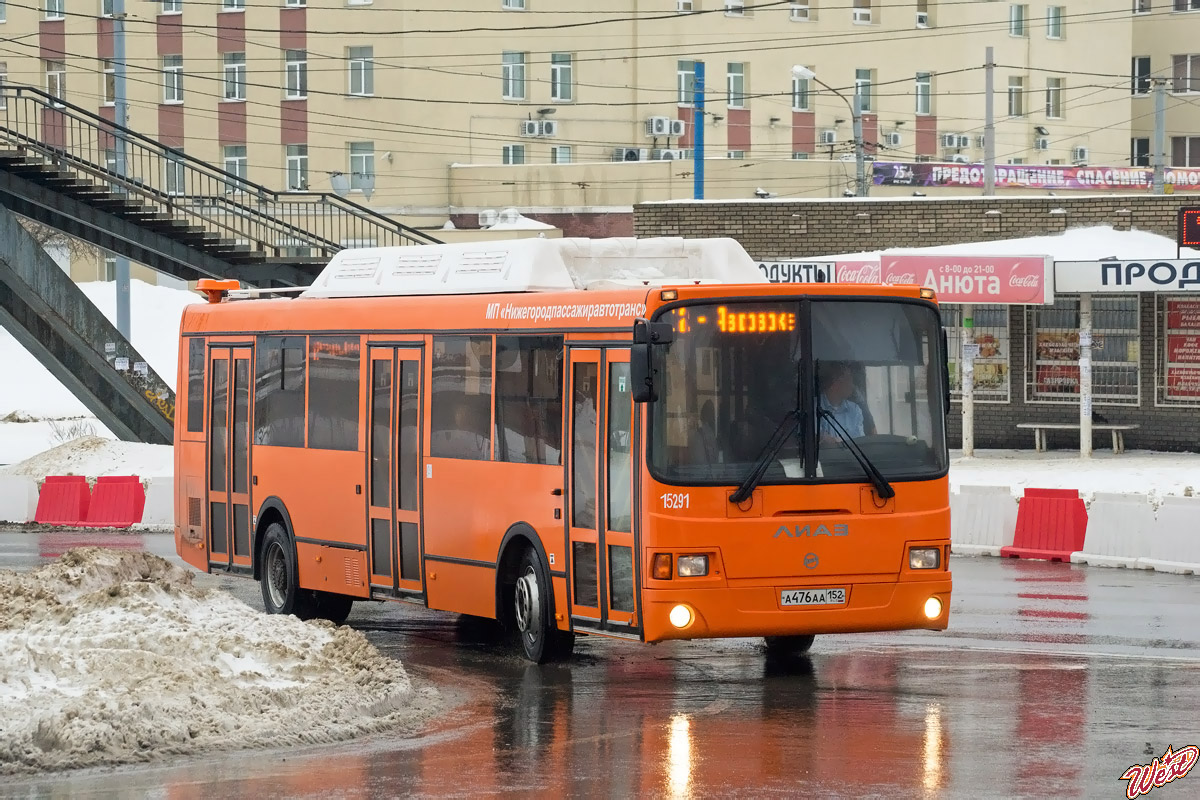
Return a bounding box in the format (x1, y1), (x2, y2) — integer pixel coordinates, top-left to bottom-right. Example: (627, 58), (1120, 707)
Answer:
(818, 362), (874, 444)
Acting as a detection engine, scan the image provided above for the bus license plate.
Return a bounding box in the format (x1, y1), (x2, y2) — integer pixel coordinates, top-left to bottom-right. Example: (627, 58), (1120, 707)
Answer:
(781, 587), (846, 607)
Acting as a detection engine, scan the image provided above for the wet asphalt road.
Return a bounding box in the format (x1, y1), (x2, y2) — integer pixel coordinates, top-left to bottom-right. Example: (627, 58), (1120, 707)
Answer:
(2, 529), (1199, 799)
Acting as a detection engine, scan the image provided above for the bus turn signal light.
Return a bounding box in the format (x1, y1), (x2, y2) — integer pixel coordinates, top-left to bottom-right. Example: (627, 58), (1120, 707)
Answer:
(920, 288), (937, 301)
(652, 553), (673, 580)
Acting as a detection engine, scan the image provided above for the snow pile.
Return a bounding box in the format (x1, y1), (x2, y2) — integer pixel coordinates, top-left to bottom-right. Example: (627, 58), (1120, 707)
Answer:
(0, 279), (201, 419)
(0, 435), (173, 479)
(0, 548), (437, 774)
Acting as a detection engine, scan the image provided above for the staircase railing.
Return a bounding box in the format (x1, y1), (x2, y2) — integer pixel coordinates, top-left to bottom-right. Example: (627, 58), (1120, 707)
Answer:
(0, 84), (440, 261)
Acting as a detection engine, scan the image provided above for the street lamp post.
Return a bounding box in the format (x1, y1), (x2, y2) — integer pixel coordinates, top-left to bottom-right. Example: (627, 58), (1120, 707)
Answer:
(792, 65), (866, 197)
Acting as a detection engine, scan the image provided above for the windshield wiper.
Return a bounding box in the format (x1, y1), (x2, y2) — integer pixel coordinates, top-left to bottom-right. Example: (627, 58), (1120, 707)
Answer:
(729, 409), (801, 505)
(818, 409), (895, 500)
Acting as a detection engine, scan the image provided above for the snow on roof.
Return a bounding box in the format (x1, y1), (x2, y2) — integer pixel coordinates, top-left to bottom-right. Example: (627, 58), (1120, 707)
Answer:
(300, 236), (767, 298)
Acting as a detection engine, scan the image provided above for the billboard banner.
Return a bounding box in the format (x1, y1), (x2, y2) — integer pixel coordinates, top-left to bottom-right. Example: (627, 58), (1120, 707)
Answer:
(853, 255), (1053, 304)
(757, 261), (836, 283)
(872, 161), (1200, 191)
(1056, 260), (1200, 292)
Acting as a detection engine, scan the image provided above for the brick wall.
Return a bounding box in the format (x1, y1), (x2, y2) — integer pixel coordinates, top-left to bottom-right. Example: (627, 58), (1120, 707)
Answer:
(635, 195), (1200, 453)
(633, 195), (1196, 257)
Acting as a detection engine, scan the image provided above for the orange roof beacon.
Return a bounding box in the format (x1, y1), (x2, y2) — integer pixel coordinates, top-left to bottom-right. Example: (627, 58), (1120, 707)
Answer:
(174, 237), (952, 662)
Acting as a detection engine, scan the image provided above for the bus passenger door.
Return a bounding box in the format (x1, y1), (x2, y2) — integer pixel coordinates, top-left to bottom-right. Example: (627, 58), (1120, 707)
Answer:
(207, 346), (253, 572)
(367, 347), (425, 597)
(566, 348), (639, 635)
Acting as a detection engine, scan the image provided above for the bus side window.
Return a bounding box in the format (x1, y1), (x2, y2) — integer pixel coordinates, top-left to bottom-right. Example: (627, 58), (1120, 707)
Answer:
(431, 336), (493, 460)
(495, 335), (564, 465)
(307, 336), (361, 451)
(255, 335), (306, 447)
(186, 337), (205, 433)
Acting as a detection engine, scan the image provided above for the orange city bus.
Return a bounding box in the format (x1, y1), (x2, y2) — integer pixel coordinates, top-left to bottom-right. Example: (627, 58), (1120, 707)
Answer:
(174, 237), (952, 662)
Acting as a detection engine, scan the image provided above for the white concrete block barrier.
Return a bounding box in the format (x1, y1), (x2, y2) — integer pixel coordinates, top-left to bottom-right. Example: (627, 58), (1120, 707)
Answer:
(137, 477), (175, 529)
(951, 485), (1018, 556)
(1140, 495), (1200, 575)
(1071, 492), (1153, 569)
(0, 475), (39, 523)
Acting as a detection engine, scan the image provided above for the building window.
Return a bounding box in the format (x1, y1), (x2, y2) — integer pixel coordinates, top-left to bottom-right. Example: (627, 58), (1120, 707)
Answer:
(677, 60), (697, 106)
(502, 0), (525, 7)
(431, 337), (493, 461)
(1027, 296), (1140, 404)
(45, 60), (66, 104)
(1046, 5), (1064, 38)
(286, 144), (308, 190)
(495, 336), (563, 465)
(163, 55), (183, 103)
(223, 145), (248, 194)
(1172, 54), (1200, 93)
(164, 149), (186, 196)
(551, 144), (572, 164)
(104, 255), (117, 282)
(1172, 136), (1200, 166)
(44, 0), (63, 20)
(852, 0), (871, 24)
(915, 71), (932, 115)
(1175, 0), (1200, 10)
(1007, 76), (1025, 116)
(285, 0), (305, 6)
(855, 68), (873, 112)
(726, 63), (745, 108)
(1157, 295), (1200, 405)
(791, 70), (810, 111)
(1131, 137), (1150, 166)
(550, 53), (573, 102)
(1045, 77), (1064, 118)
(942, 305), (1010, 403)
(285, 49), (307, 99)
(502, 51), (526, 100)
(677, 0), (694, 11)
(1133, 0), (1150, 12)
(1009, 4), (1027, 36)
(725, 0), (746, 16)
(102, 60), (116, 106)
(0, 63), (7, 111)
(223, 52), (246, 101)
(790, 2), (812, 21)
(502, 144), (525, 164)
(1132, 56), (1152, 94)
(348, 46), (374, 96)
(162, 0), (182, 13)
(349, 141), (374, 192)
(101, 0), (115, 17)
(1, 0), (7, 22)
(222, 0), (245, 10)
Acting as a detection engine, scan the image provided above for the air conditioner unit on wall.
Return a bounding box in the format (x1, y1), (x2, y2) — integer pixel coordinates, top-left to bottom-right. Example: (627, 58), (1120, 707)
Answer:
(941, 133), (962, 148)
(976, 135), (988, 149)
(612, 147), (648, 161)
(1034, 137), (1050, 150)
(651, 148), (687, 160)
(478, 209), (499, 228)
(1072, 146), (1089, 163)
(520, 120), (539, 137)
(646, 116), (672, 137)
(820, 129), (837, 145)
(955, 134), (971, 149)
(884, 132), (902, 147)
(669, 118), (687, 137)
(852, 8), (872, 23)
(538, 120), (558, 137)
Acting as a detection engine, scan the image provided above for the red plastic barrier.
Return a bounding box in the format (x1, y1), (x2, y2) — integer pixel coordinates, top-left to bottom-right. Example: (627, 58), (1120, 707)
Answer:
(33, 475), (91, 526)
(1001, 488), (1088, 562)
(80, 476), (146, 529)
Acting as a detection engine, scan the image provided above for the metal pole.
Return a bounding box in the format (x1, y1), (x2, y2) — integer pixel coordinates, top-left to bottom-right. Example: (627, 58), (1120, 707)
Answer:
(693, 61), (705, 201)
(853, 89), (865, 197)
(1152, 77), (1166, 195)
(961, 306), (975, 457)
(1079, 293), (1093, 458)
(114, 0), (131, 338)
(984, 47), (995, 196)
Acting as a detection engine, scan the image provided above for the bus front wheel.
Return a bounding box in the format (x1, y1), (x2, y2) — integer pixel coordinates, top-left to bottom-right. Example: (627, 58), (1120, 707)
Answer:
(513, 548), (573, 663)
(260, 522), (313, 619)
(764, 634), (816, 656)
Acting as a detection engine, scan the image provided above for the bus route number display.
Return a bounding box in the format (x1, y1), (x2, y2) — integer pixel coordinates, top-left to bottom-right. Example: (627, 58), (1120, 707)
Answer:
(1179, 207), (1200, 249)
(716, 306), (796, 333)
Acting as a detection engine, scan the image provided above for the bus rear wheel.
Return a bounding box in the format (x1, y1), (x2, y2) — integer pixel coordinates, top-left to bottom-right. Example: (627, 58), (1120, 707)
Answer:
(764, 634), (816, 656)
(260, 522), (314, 620)
(513, 548), (573, 663)
(311, 591), (354, 625)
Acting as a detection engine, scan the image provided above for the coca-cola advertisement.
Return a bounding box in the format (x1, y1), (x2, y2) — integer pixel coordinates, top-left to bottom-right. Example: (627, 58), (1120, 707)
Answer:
(1167, 366), (1200, 398)
(1166, 299), (1200, 330)
(834, 260), (882, 283)
(876, 255), (1053, 304)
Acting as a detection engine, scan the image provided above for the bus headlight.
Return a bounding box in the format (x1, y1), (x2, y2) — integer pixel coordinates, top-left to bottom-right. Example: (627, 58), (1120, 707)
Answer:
(669, 604), (694, 628)
(909, 547), (941, 570)
(924, 597), (943, 619)
(677, 555), (709, 577)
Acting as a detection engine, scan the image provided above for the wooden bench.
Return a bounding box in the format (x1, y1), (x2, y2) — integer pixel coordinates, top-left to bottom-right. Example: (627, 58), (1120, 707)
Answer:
(1015, 422), (1140, 454)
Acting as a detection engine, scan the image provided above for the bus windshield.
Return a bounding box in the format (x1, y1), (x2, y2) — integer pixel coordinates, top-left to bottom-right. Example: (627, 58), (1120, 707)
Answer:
(648, 299), (948, 486)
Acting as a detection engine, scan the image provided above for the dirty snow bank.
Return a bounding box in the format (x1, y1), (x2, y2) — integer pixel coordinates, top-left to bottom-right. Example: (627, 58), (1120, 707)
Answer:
(0, 436), (172, 479)
(0, 548), (438, 774)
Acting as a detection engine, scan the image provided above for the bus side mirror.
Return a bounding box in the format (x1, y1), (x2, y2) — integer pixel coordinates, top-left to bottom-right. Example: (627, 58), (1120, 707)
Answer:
(631, 318), (673, 403)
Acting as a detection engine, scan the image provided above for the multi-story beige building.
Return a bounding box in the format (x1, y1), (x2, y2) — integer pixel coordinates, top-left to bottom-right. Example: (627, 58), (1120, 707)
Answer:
(0, 0), (1193, 240)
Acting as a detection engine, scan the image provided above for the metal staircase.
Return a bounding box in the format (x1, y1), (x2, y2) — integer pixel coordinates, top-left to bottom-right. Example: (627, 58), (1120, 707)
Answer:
(0, 84), (441, 443)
